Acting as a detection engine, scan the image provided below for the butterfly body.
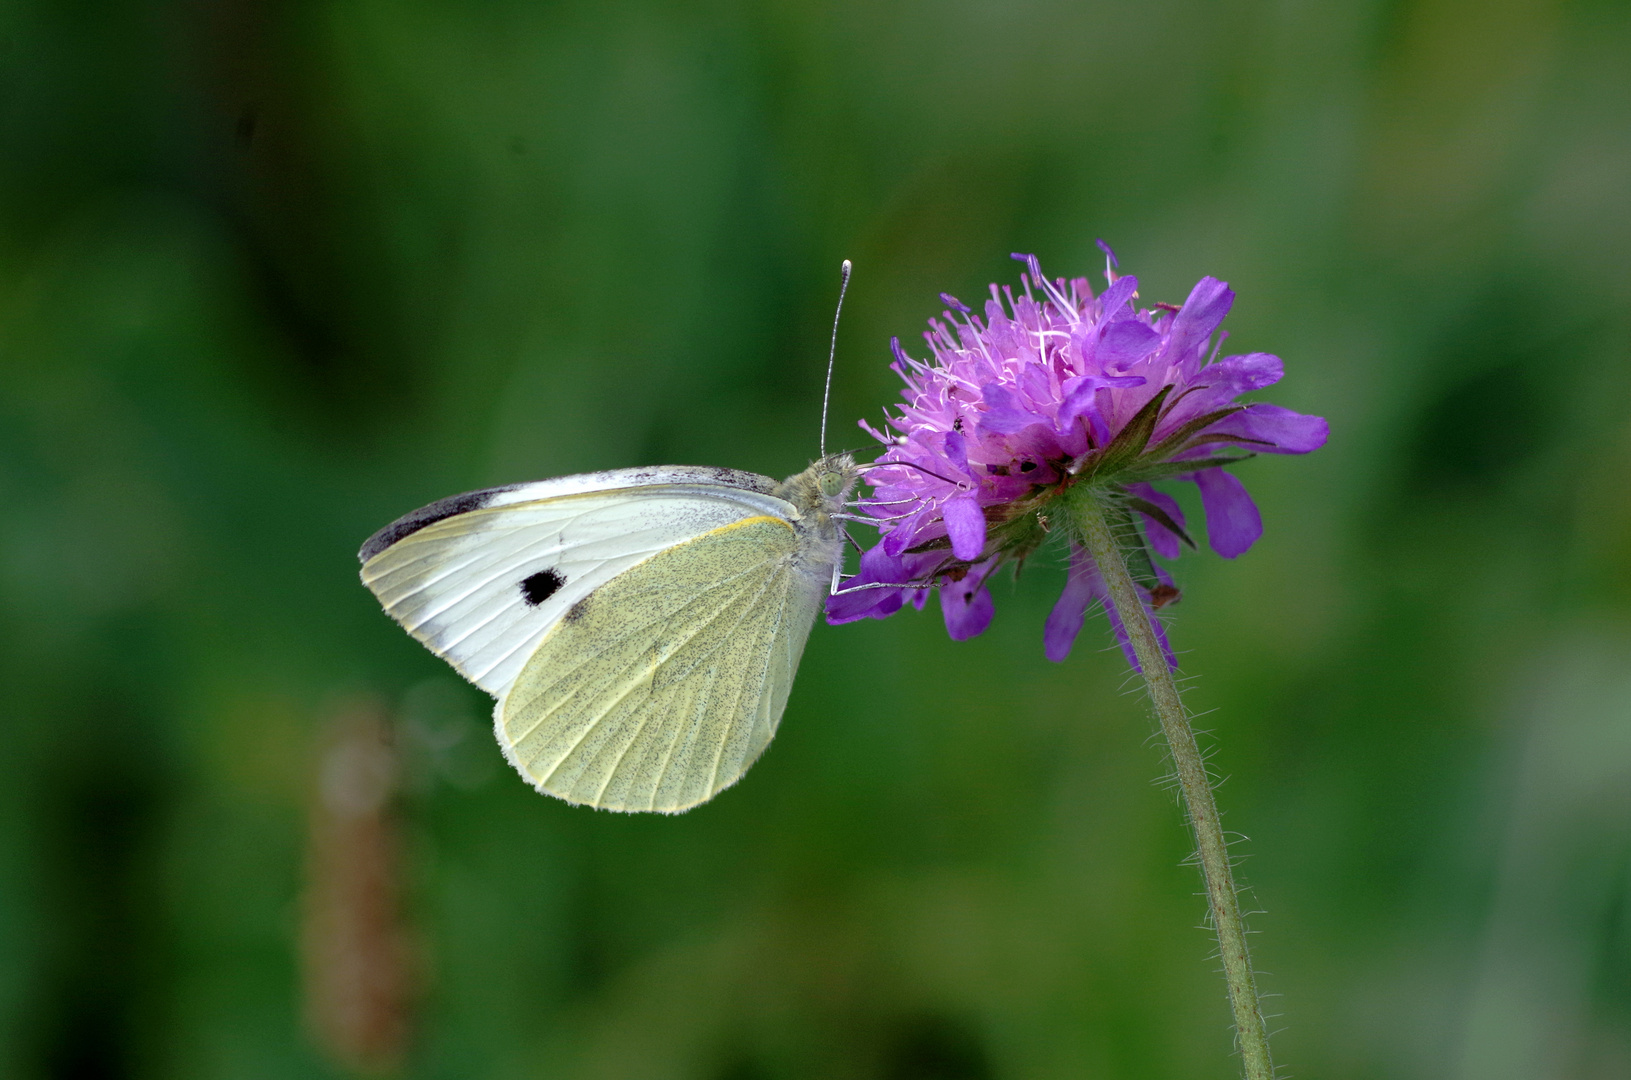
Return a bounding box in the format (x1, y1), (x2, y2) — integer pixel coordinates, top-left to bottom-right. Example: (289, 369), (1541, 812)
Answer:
(360, 453), (859, 812)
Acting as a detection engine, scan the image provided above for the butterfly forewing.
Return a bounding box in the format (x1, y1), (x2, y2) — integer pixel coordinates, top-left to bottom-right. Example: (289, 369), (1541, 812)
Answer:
(359, 470), (793, 698)
(497, 515), (823, 813)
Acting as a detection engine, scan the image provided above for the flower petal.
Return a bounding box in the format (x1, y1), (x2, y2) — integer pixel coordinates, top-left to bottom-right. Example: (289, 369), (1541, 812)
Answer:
(1056, 377), (1104, 437)
(942, 495), (986, 561)
(1193, 468), (1262, 558)
(1129, 483), (1188, 560)
(976, 383), (1044, 435)
(941, 429), (970, 476)
(1166, 277), (1234, 370)
(1098, 319), (1163, 368)
(825, 586), (902, 624)
(1206, 351), (1283, 392)
(1057, 371), (1146, 441)
(881, 497), (945, 555)
(1044, 549), (1104, 662)
(1098, 275), (1139, 319)
(880, 512), (920, 556)
(940, 564), (996, 640)
(1211, 403), (1329, 453)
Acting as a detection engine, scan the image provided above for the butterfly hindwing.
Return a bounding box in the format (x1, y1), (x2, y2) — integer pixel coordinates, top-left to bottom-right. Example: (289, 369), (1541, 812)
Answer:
(358, 468), (793, 699)
(497, 514), (824, 813)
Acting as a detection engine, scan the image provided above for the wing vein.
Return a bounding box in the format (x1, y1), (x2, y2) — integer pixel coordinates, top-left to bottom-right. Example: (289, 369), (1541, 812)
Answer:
(539, 566), (780, 793)
(704, 566), (794, 798)
(515, 554), (782, 756)
(396, 518), (686, 627)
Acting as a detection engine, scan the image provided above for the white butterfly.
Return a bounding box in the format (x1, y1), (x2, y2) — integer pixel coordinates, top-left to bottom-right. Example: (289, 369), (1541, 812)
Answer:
(359, 454), (861, 813)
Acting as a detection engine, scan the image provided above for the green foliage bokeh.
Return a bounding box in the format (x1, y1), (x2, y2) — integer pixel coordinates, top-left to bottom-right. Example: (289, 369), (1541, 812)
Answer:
(3, 1), (1631, 1078)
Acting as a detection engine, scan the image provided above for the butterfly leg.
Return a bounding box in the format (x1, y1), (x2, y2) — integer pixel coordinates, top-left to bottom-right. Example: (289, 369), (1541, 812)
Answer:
(828, 527), (872, 595)
(830, 578), (938, 595)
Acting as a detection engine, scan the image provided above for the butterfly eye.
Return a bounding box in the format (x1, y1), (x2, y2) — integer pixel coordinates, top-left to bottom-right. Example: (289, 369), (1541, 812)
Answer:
(819, 471), (844, 497)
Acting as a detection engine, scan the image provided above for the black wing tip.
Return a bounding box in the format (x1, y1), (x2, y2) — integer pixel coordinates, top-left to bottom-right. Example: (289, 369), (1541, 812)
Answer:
(358, 484), (524, 564)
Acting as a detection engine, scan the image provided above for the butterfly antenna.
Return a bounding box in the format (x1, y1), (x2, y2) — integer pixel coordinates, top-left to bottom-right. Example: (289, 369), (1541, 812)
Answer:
(820, 259), (852, 458)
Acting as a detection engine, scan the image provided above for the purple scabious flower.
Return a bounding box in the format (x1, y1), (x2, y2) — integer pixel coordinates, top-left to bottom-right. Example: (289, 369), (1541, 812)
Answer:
(827, 250), (1327, 669)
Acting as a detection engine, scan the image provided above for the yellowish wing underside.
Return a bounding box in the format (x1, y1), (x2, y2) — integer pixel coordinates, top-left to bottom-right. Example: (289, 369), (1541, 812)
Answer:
(497, 515), (812, 813)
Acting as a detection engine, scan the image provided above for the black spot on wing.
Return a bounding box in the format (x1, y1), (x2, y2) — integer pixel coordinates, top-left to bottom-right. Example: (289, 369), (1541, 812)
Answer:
(521, 569), (565, 606)
(357, 484), (524, 563)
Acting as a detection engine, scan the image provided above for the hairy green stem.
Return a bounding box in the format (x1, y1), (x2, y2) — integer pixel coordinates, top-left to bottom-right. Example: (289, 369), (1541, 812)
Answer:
(1072, 489), (1274, 1080)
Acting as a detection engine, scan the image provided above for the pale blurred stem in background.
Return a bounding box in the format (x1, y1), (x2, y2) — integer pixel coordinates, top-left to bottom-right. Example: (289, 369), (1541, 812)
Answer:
(1072, 490), (1275, 1080)
(303, 699), (414, 1077)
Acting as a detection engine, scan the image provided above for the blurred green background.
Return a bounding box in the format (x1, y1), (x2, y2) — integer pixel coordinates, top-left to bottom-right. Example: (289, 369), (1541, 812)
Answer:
(4, 0), (1631, 1077)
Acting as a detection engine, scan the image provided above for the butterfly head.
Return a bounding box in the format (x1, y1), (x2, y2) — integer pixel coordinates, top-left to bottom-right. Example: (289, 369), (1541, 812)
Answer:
(779, 452), (860, 518)
(816, 452), (860, 504)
